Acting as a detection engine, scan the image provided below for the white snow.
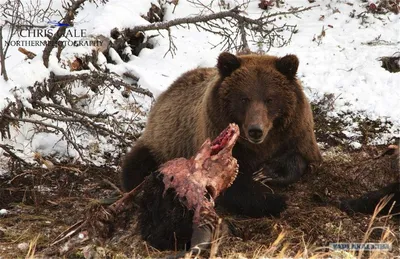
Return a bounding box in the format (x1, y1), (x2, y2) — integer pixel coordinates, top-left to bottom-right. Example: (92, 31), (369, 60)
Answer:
(31, 132), (77, 158)
(350, 141), (362, 149)
(0, 0), (399, 172)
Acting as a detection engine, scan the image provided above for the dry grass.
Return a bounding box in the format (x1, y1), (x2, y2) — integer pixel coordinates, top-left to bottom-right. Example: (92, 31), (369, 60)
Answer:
(213, 198), (397, 259)
(25, 234), (40, 259)
(0, 145), (398, 258)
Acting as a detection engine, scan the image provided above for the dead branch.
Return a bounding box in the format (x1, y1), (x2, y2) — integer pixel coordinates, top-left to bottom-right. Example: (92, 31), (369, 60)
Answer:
(130, 7), (243, 34)
(18, 47), (37, 59)
(108, 180), (145, 214)
(48, 72), (153, 98)
(163, 28), (177, 57)
(24, 107), (125, 143)
(0, 0), (62, 80)
(49, 180), (145, 249)
(237, 19), (249, 50)
(109, 28), (154, 61)
(0, 69), (151, 165)
(128, 5), (314, 52)
(1, 0), (21, 69)
(0, 26), (8, 81)
(2, 114), (89, 163)
(1, 0), (61, 29)
(33, 101), (111, 119)
(42, 0), (86, 68)
(0, 143), (32, 166)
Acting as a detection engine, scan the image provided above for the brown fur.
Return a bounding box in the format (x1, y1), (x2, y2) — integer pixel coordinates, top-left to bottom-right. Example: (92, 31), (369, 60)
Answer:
(126, 52), (322, 249)
(124, 53), (320, 171)
(123, 52), (321, 218)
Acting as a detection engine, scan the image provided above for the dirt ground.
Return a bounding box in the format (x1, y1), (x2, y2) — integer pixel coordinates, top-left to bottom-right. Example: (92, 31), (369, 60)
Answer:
(0, 143), (398, 259)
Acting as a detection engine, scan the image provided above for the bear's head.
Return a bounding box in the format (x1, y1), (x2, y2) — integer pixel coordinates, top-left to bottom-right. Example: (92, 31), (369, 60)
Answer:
(214, 52), (302, 145)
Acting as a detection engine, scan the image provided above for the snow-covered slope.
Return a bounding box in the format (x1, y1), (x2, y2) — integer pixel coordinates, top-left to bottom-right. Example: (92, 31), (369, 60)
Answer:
(0, 0), (399, 169)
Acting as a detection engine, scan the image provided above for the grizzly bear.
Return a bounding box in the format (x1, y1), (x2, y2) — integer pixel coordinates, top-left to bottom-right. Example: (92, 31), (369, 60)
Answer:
(340, 182), (399, 215)
(122, 52), (322, 250)
(340, 147), (399, 216)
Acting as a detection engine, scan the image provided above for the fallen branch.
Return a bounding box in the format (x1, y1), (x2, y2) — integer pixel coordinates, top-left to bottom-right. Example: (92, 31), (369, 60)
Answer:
(18, 47), (36, 59)
(49, 180), (145, 249)
(129, 6), (314, 34)
(48, 72), (154, 98)
(33, 101), (111, 119)
(24, 107), (125, 143)
(2, 114), (88, 163)
(0, 143), (31, 166)
(128, 5), (315, 53)
(108, 181), (145, 213)
(0, 68), (151, 166)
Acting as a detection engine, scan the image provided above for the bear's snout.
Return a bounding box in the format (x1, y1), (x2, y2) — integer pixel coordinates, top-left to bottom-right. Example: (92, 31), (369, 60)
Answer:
(248, 125), (264, 143)
(243, 101), (271, 144)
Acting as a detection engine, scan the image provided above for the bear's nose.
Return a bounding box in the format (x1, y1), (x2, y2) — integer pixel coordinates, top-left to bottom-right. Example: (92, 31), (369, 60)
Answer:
(248, 125), (263, 141)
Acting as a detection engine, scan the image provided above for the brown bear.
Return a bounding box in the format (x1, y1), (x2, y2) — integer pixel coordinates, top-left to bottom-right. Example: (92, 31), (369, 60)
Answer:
(340, 182), (400, 215)
(122, 52), (322, 250)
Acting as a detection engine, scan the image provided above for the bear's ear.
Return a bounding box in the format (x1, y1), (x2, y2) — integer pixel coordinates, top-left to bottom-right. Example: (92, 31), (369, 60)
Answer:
(217, 52), (241, 78)
(275, 54), (299, 80)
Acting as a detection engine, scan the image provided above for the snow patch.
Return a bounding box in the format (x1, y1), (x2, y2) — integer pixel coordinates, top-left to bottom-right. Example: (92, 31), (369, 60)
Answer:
(0, 0), (399, 170)
(32, 133), (77, 158)
(350, 142), (362, 149)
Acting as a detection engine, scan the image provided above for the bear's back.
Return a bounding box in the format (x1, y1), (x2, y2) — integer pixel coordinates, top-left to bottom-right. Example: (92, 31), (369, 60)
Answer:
(141, 68), (217, 162)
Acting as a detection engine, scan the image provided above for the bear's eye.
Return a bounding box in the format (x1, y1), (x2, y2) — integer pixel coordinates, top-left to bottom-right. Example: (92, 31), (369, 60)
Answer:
(265, 98), (273, 104)
(241, 97), (250, 104)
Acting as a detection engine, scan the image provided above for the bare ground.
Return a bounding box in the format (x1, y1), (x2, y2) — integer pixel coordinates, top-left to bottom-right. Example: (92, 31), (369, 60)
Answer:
(0, 143), (398, 259)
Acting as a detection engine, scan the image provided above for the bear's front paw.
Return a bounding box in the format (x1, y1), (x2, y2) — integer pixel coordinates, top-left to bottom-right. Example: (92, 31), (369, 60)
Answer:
(253, 166), (278, 183)
(253, 164), (291, 186)
(253, 165), (300, 187)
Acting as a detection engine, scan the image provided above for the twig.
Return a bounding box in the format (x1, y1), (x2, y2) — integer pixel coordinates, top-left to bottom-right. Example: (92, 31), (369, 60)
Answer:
(0, 143), (31, 166)
(50, 219), (85, 246)
(130, 5), (316, 35)
(18, 47), (36, 59)
(1, 69), (150, 165)
(108, 180), (145, 214)
(2, 114), (89, 163)
(130, 7), (256, 34)
(128, 5), (314, 52)
(50, 180), (145, 247)
(163, 28), (177, 57)
(103, 179), (123, 195)
(24, 107), (125, 143)
(43, 0), (87, 67)
(0, 26), (9, 81)
(33, 101), (111, 119)
(48, 72), (153, 98)
(8, 171), (34, 184)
